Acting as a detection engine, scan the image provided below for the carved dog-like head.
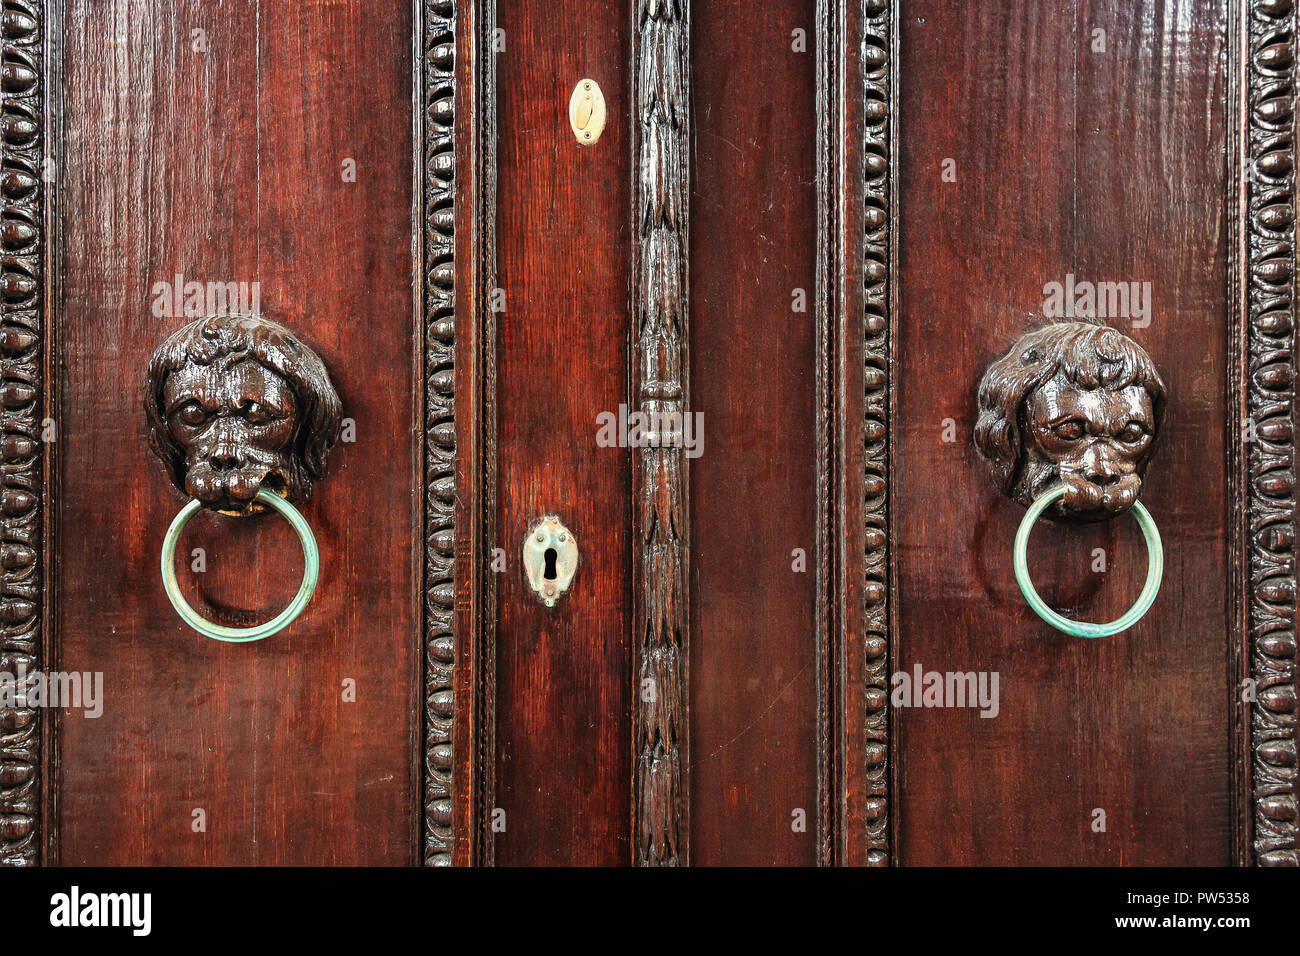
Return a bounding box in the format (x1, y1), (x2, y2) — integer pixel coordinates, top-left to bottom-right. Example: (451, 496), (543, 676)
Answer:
(146, 315), (342, 514)
(974, 321), (1166, 520)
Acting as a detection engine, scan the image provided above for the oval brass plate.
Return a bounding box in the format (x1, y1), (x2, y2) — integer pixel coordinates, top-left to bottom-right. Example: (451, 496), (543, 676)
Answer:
(569, 78), (606, 146)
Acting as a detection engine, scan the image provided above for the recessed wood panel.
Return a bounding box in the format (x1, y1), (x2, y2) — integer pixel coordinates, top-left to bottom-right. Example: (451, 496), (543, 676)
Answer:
(55, 0), (419, 865)
(689, 0), (822, 866)
(490, 0), (633, 866)
(895, 0), (1231, 865)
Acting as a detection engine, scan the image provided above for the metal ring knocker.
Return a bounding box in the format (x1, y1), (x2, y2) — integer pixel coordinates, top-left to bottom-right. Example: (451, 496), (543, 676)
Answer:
(160, 488), (320, 643)
(147, 315), (342, 643)
(1013, 485), (1164, 638)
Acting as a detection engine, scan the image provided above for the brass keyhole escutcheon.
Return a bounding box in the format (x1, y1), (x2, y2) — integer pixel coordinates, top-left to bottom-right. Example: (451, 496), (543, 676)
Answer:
(569, 79), (606, 145)
(523, 517), (579, 607)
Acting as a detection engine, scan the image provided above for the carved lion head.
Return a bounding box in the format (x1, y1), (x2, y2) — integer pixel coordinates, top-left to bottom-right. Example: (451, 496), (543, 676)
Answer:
(146, 315), (342, 514)
(974, 321), (1166, 520)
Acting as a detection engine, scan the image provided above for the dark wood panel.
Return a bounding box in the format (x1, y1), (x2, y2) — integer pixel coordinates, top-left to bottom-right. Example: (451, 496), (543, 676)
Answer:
(55, 0), (419, 865)
(689, 0), (823, 866)
(490, 0), (633, 865)
(896, 0), (1231, 865)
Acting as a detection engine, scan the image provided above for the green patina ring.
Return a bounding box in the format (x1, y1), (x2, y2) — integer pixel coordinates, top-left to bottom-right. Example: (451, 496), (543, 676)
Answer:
(161, 488), (320, 643)
(1013, 485), (1163, 639)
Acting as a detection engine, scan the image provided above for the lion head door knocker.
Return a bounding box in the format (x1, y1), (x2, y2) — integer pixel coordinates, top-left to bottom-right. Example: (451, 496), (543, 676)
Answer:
(145, 315), (343, 643)
(975, 320), (1166, 638)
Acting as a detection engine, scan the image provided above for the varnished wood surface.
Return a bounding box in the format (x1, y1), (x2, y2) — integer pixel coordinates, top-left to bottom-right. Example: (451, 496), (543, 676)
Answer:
(451, 0), (485, 870)
(896, 0), (1231, 865)
(55, 0), (420, 865)
(33, 0), (1276, 868)
(489, 0), (633, 865)
(689, 0), (823, 866)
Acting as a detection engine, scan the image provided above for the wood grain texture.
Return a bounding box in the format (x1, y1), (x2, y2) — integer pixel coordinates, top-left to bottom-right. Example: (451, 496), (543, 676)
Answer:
(54, 0), (420, 865)
(450, 0), (492, 869)
(632, 0), (690, 867)
(23, 0), (1283, 869)
(689, 0), (823, 866)
(0, 0), (48, 868)
(1236, 0), (1299, 867)
(896, 0), (1232, 865)
(489, 0), (633, 866)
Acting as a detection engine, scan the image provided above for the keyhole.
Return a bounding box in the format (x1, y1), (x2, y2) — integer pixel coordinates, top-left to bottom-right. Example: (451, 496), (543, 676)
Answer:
(543, 548), (558, 580)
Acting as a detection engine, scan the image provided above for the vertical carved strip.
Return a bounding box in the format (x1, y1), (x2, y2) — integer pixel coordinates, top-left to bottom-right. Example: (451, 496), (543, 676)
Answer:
(476, 0), (499, 868)
(0, 0), (46, 867)
(1243, 0), (1299, 867)
(814, 0), (833, 867)
(632, 0), (689, 866)
(861, 0), (892, 866)
(423, 0), (457, 867)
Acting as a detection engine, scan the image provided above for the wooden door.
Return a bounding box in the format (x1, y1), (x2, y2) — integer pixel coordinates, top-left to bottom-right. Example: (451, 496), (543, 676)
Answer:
(0, 0), (1294, 868)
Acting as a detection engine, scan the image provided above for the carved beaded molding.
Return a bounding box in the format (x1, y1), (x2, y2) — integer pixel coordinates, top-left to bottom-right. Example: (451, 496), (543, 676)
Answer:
(1243, 0), (1299, 867)
(422, 0), (457, 867)
(0, 0), (46, 868)
(861, 0), (892, 868)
